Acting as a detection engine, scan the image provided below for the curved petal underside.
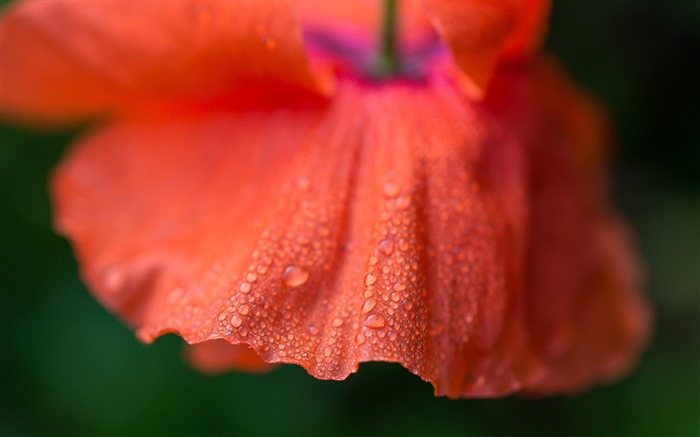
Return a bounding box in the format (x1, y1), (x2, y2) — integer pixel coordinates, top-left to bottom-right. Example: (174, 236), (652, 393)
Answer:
(52, 60), (648, 397)
(0, 0), (325, 125)
(421, 0), (550, 97)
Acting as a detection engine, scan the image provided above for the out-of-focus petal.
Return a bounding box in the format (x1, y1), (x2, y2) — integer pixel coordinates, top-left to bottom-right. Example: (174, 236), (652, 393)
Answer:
(420, 0), (550, 97)
(485, 57), (651, 394)
(0, 0), (326, 126)
(293, 0), (434, 49)
(186, 340), (276, 374)
(52, 78), (538, 396)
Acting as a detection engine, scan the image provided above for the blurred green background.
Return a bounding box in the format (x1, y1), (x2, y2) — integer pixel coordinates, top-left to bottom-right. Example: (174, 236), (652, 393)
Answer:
(1, 1), (698, 436)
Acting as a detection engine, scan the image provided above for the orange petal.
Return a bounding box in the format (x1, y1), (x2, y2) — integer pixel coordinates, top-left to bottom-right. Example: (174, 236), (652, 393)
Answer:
(185, 340), (276, 375)
(0, 0), (325, 126)
(53, 68), (648, 397)
(485, 57), (651, 394)
(53, 78), (537, 396)
(420, 0), (550, 97)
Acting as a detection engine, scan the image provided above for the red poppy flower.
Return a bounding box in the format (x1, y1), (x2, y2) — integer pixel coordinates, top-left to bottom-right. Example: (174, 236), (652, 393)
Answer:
(0, 0), (650, 397)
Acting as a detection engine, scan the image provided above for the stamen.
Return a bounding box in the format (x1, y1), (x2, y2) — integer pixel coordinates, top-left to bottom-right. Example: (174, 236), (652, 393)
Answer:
(375, 0), (400, 77)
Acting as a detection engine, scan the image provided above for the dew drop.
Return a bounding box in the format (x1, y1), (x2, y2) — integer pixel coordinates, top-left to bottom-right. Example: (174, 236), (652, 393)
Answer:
(310, 325), (320, 335)
(317, 225), (331, 237)
(239, 282), (252, 294)
(101, 266), (124, 291)
(378, 238), (394, 255)
(324, 347), (333, 357)
(246, 272), (258, 282)
(217, 312), (227, 321)
(382, 182), (399, 198)
(281, 265), (310, 287)
(393, 283), (406, 292)
(368, 256), (378, 266)
(398, 239), (409, 251)
(238, 304), (250, 315)
(388, 331), (397, 341)
(362, 299), (377, 314)
(391, 292), (401, 302)
(364, 274), (377, 286)
(332, 317), (344, 327)
(396, 195), (411, 210)
(231, 315), (243, 328)
(297, 177), (310, 191)
(364, 314), (386, 329)
(356, 333), (366, 345)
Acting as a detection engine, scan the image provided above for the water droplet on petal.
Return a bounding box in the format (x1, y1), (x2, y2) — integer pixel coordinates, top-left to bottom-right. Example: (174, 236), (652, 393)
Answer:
(382, 182), (399, 198)
(282, 265), (309, 287)
(398, 239), (409, 251)
(238, 304), (250, 315)
(396, 195), (411, 210)
(362, 299), (377, 314)
(246, 272), (258, 282)
(356, 333), (366, 345)
(297, 177), (310, 191)
(378, 238), (394, 255)
(101, 266), (124, 291)
(393, 283), (406, 292)
(231, 315), (243, 328)
(239, 282), (252, 294)
(391, 292), (401, 302)
(317, 225), (331, 237)
(364, 314), (386, 329)
(364, 274), (376, 286)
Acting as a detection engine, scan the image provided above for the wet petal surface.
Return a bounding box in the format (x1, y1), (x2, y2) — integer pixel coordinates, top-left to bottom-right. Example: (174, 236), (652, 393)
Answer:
(0, 0), (325, 125)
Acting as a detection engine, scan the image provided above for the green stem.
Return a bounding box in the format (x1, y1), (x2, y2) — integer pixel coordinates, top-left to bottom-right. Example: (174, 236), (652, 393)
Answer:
(378, 0), (399, 75)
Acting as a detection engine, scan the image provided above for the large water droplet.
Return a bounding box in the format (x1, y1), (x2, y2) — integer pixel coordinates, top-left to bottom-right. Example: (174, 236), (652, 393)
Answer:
(297, 177), (310, 191)
(231, 315), (243, 328)
(378, 238), (394, 255)
(101, 266), (124, 292)
(364, 314), (386, 329)
(281, 265), (309, 287)
(362, 299), (377, 314)
(382, 182), (399, 198)
(239, 282), (252, 294)
(396, 195), (411, 210)
(238, 304), (250, 315)
(364, 274), (377, 286)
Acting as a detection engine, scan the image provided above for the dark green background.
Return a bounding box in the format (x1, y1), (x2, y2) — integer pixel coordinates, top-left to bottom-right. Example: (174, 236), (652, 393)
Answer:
(1, 1), (698, 436)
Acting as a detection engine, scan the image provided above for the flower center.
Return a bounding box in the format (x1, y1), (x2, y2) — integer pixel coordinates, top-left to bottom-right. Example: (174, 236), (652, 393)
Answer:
(302, 0), (445, 82)
(373, 0), (400, 78)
